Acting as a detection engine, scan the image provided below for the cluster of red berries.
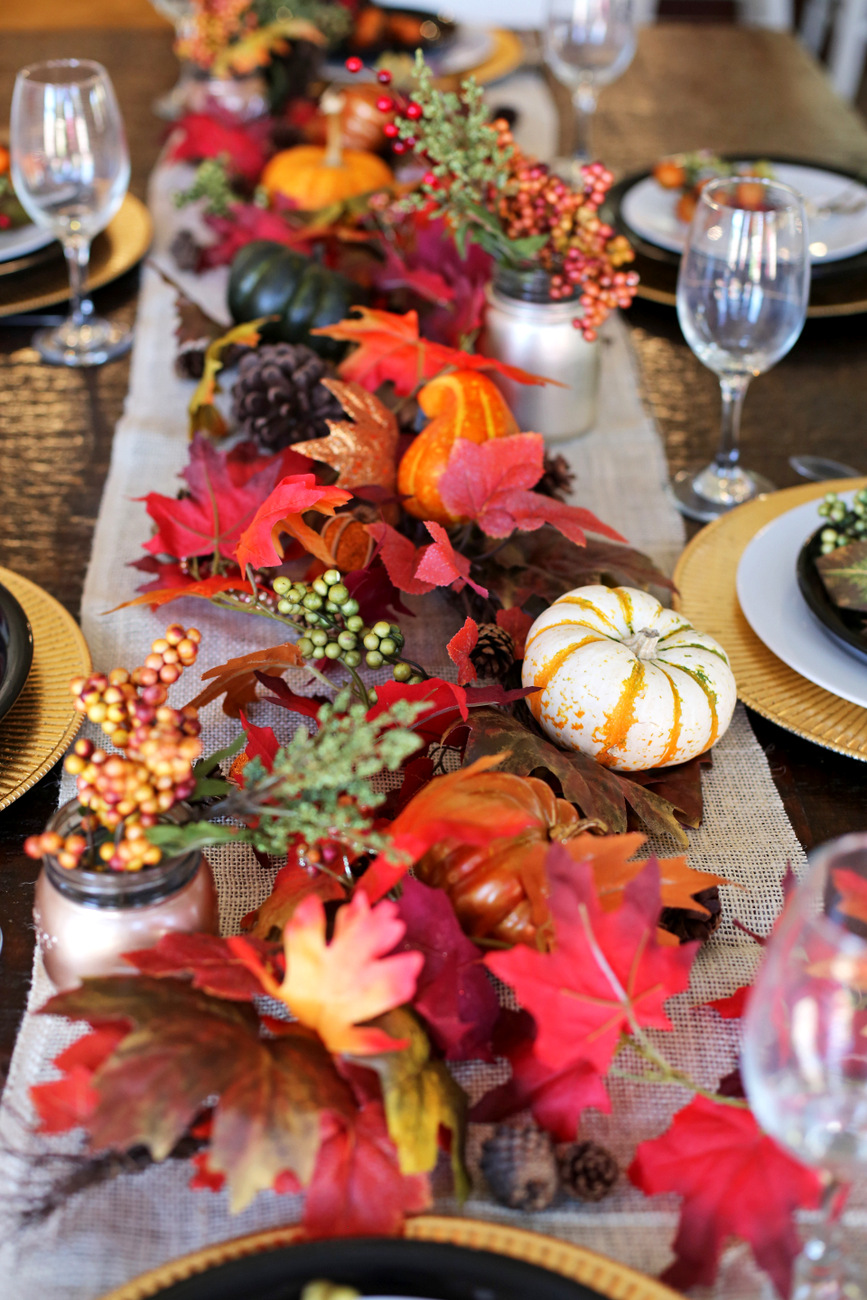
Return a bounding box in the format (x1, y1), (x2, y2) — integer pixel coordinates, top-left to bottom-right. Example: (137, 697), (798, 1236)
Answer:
(490, 130), (638, 340)
(24, 626), (203, 873)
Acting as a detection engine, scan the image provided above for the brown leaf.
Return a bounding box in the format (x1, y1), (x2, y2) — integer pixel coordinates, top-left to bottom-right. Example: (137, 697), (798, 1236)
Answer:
(175, 292), (222, 350)
(37, 977), (355, 1214)
(292, 380), (399, 494)
(189, 641), (304, 717)
(627, 752), (712, 829)
(461, 708), (689, 848)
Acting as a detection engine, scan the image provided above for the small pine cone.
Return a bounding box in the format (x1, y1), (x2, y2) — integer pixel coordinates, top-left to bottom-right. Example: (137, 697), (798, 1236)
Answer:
(469, 624), (515, 681)
(169, 229), (203, 273)
(557, 1141), (618, 1202)
(231, 343), (344, 451)
(175, 338), (251, 382)
(536, 452), (575, 502)
(480, 1124), (558, 1211)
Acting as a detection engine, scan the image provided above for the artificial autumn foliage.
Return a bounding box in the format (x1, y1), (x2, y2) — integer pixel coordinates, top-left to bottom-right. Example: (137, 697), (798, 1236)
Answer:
(311, 306), (553, 397)
(629, 1096), (823, 1297)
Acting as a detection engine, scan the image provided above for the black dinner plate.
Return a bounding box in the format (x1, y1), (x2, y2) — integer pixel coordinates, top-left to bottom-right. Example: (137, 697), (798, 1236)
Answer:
(140, 1236), (608, 1300)
(0, 580), (34, 723)
(605, 155), (867, 318)
(796, 528), (867, 666)
(335, 7), (456, 61)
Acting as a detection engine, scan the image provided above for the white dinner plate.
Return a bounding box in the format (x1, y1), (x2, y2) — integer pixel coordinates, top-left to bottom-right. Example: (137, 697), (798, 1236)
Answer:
(0, 220), (55, 264)
(621, 162), (867, 264)
(736, 494), (867, 709)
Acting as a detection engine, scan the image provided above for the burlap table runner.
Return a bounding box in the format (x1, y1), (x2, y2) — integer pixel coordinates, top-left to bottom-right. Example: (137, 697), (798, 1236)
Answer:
(2, 73), (861, 1300)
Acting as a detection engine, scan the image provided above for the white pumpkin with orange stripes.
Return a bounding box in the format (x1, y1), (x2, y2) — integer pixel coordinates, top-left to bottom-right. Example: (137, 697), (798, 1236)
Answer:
(522, 585), (736, 772)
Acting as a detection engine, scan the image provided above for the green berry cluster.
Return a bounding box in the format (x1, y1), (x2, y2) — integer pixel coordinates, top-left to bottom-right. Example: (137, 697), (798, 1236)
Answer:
(272, 571), (424, 683)
(817, 489), (867, 553)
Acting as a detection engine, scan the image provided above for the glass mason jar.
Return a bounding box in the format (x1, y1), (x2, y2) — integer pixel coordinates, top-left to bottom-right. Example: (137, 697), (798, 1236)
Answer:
(186, 68), (270, 120)
(33, 801), (219, 991)
(482, 265), (600, 442)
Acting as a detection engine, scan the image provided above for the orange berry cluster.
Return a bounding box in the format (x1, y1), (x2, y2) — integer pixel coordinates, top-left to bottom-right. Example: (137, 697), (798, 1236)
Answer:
(24, 626), (203, 873)
(489, 126), (639, 341)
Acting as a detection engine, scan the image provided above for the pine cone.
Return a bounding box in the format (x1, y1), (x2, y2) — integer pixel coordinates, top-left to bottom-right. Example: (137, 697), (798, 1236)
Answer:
(175, 340), (251, 382)
(480, 1124), (558, 1211)
(536, 452), (575, 502)
(469, 624), (515, 681)
(231, 343), (344, 451)
(169, 228), (203, 273)
(557, 1141), (618, 1202)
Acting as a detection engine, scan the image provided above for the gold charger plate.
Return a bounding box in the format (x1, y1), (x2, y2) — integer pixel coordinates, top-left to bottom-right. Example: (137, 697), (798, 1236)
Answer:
(99, 1215), (682, 1300)
(673, 478), (867, 761)
(0, 193), (152, 319)
(435, 30), (525, 90)
(0, 568), (90, 810)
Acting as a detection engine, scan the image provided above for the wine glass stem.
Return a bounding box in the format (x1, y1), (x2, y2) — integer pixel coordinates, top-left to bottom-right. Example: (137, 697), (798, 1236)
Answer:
(572, 84), (598, 164)
(793, 1180), (856, 1300)
(715, 374), (750, 475)
(63, 237), (94, 332)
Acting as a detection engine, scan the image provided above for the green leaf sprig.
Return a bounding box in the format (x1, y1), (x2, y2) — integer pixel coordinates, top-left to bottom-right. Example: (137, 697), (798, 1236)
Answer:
(147, 691), (427, 867)
(175, 156), (240, 218)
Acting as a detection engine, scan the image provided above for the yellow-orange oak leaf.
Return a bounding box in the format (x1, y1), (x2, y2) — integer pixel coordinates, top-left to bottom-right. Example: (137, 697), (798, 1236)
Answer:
(234, 474), (352, 572)
(188, 641), (304, 717)
(229, 892), (423, 1055)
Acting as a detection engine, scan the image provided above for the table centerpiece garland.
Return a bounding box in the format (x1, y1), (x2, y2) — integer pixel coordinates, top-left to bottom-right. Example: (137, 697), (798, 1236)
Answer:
(0, 49), (852, 1300)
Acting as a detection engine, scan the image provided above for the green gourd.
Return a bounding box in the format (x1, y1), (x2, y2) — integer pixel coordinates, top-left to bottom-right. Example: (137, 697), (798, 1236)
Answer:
(227, 239), (365, 359)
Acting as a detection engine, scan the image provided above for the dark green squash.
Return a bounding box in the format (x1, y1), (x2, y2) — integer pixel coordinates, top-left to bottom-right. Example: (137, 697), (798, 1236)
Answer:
(227, 239), (365, 359)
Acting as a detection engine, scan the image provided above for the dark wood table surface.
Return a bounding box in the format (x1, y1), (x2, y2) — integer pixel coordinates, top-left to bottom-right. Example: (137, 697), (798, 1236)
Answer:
(1, 24), (866, 1085)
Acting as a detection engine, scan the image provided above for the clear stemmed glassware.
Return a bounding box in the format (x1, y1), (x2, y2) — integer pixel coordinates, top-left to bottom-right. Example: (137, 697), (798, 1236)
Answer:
(543, 0), (636, 171)
(10, 60), (132, 368)
(148, 0), (198, 120)
(742, 834), (867, 1300)
(673, 176), (810, 522)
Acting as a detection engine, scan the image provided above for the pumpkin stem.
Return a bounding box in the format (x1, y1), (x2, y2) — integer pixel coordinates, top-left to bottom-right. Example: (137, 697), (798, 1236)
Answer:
(553, 817), (609, 841)
(622, 627), (661, 660)
(321, 88), (345, 169)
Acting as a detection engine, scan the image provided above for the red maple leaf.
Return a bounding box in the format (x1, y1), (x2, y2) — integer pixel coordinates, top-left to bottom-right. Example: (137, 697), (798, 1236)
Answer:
(471, 1011), (610, 1140)
(446, 617), (479, 686)
(234, 475), (352, 572)
(395, 877), (499, 1061)
(485, 846), (697, 1075)
(31, 1026), (128, 1133)
(367, 521), (486, 597)
(832, 867), (867, 927)
(415, 522), (488, 597)
(708, 986), (750, 1019)
(437, 434), (625, 545)
(629, 1095), (823, 1297)
(123, 932), (275, 1001)
(496, 607), (533, 658)
(167, 112), (269, 184)
(311, 307), (555, 398)
(302, 1103), (431, 1237)
(139, 433), (296, 562)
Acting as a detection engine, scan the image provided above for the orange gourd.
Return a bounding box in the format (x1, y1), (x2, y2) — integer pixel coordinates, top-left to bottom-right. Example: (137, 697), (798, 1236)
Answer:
(414, 772), (581, 949)
(397, 369), (519, 523)
(261, 90), (393, 210)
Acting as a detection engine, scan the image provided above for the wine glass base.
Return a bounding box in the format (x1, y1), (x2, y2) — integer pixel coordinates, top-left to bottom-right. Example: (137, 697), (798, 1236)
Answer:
(669, 463), (776, 523)
(33, 318), (133, 368)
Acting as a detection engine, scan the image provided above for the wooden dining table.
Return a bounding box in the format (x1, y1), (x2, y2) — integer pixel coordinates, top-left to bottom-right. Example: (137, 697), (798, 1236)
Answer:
(1, 21), (866, 1088)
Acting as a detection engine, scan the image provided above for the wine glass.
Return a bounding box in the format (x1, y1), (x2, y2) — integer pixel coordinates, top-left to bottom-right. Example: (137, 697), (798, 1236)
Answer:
(673, 176), (810, 522)
(742, 834), (867, 1300)
(10, 60), (132, 368)
(148, 0), (199, 120)
(543, 0), (636, 171)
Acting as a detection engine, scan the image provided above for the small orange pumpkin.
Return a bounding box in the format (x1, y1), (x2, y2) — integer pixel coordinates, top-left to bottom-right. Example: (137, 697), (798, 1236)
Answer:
(415, 772), (581, 949)
(262, 90), (393, 211)
(320, 512), (377, 571)
(397, 369), (519, 523)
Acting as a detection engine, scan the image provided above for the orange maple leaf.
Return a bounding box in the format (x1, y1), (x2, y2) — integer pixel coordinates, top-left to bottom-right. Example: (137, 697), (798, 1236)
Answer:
(312, 307), (557, 398)
(108, 574), (253, 613)
(229, 892), (423, 1056)
(188, 641), (304, 717)
(234, 475), (352, 573)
